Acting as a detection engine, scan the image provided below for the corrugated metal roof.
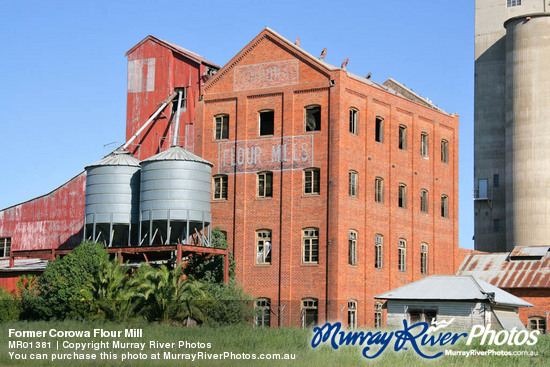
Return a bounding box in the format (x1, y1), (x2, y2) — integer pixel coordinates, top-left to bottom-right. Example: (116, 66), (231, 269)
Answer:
(0, 259), (48, 272)
(510, 246), (549, 258)
(375, 275), (532, 308)
(141, 146), (213, 166)
(457, 251), (550, 289)
(85, 150), (141, 169)
(493, 309), (526, 330)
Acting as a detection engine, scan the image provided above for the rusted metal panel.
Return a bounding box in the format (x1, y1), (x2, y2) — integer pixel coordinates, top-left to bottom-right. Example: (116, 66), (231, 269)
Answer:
(0, 173), (86, 252)
(458, 252), (550, 288)
(510, 246), (550, 258)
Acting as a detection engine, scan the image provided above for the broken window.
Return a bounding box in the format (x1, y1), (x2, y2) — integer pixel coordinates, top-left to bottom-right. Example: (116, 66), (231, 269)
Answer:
(374, 302), (383, 328)
(409, 309), (423, 324)
(303, 228), (319, 264)
(375, 234), (383, 269)
(349, 108), (358, 134)
(399, 184), (407, 208)
(375, 117), (384, 142)
(528, 317), (546, 334)
(399, 125), (407, 150)
(304, 168), (320, 195)
(349, 170), (358, 197)
(213, 175), (228, 200)
(441, 139), (449, 163)
(256, 230), (272, 264)
(420, 189), (429, 213)
(441, 195), (449, 218)
(301, 298), (318, 328)
(421, 132), (429, 158)
(420, 243), (428, 275)
(172, 87), (187, 113)
(375, 177), (384, 203)
(348, 230), (357, 265)
(348, 300), (357, 329)
(0, 237), (11, 258)
(259, 110), (274, 136)
(305, 105), (321, 132)
(215, 114), (229, 140)
(409, 308), (437, 325)
(257, 171), (273, 198)
(255, 298), (271, 327)
(398, 239), (407, 272)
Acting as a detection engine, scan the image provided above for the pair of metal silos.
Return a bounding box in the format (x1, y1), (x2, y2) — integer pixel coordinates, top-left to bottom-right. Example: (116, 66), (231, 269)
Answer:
(83, 146), (213, 248)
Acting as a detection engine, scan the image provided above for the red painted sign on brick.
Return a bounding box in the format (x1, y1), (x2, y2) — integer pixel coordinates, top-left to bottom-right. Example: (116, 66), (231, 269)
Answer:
(218, 135), (313, 174)
(234, 60), (299, 91)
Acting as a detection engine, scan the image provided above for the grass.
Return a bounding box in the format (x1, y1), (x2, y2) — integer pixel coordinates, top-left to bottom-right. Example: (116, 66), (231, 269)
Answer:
(0, 320), (548, 366)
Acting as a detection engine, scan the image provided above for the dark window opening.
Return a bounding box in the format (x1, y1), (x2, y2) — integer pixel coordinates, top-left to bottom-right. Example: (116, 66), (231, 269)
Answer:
(259, 110), (274, 136)
(399, 125), (407, 150)
(305, 106), (321, 132)
(375, 117), (384, 142)
(215, 114), (229, 140)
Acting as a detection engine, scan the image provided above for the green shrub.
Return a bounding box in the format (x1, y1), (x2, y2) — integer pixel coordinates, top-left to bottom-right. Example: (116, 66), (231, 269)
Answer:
(0, 287), (20, 321)
(203, 281), (254, 326)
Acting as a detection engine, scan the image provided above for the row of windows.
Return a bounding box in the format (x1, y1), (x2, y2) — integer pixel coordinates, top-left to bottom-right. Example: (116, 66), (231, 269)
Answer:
(255, 298), (384, 329)
(252, 228), (429, 274)
(215, 109), (450, 163)
(214, 171), (450, 218)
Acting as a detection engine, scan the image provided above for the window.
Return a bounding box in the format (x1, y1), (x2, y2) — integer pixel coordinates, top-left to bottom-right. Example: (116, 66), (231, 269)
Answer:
(374, 302), (383, 328)
(375, 234), (383, 269)
(399, 125), (407, 150)
(303, 228), (319, 264)
(494, 219), (500, 233)
(305, 105), (321, 132)
(257, 172), (273, 198)
(421, 132), (429, 158)
(304, 168), (320, 195)
(375, 117), (384, 142)
(349, 108), (358, 134)
(255, 298), (271, 327)
(477, 178), (488, 199)
(528, 317), (546, 334)
(409, 308), (437, 325)
(348, 230), (357, 265)
(348, 300), (357, 329)
(213, 175), (228, 200)
(375, 177), (384, 203)
(398, 184), (407, 208)
(256, 230), (272, 264)
(420, 189), (428, 214)
(349, 170), (358, 197)
(214, 114), (229, 140)
(398, 239), (406, 272)
(0, 237), (10, 258)
(441, 139), (449, 163)
(259, 110), (274, 136)
(420, 243), (428, 275)
(441, 195), (449, 218)
(172, 87), (187, 113)
(507, 0), (521, 7)
(301, 298), (318, 328)
(494, 174), (499, 188)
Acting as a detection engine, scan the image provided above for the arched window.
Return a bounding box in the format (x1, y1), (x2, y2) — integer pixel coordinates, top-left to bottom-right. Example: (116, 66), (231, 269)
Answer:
(441, 139), (449, 163)
(349, 170), (358, 197)
(421, 132), (429, 157)
(349, 108), (358, 134)
(375, 234), (383, 269)
(348, 300), (357, 329)
(398, 184), (407, 208)
(303, 168), (320, 195)
(375, 177), (384, 203)
(257, 171), (273, 198)
(255, 298), (271, 327)
(302, 228), (319, 264)
(420, 189), (429, 213)
(441, 195), (449, 218)
(375, 116), (384, 142)
(305, 105), (321, 132)
(301, 298), (318, 328)
(213, 175), (228, 200)
(348, 230), (357, 265)
(528, 317), (546, 333)
(398, 239), (407, 272)
(420, 243), (428, 275)
(374, 302), (383, 328)
(399, 125), (407, 150)
(214, 114), (229, 140)
(256, 230), (272, 264)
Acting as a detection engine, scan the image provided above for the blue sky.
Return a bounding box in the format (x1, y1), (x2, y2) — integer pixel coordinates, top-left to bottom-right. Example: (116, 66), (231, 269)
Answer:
(0, 0), (475, 248)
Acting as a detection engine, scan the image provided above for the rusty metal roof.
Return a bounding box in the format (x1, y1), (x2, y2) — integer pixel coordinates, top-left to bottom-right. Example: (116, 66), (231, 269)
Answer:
(510, 246), (550, 258)
(457, 250), (550, 289)
(375, 275), (532, 308)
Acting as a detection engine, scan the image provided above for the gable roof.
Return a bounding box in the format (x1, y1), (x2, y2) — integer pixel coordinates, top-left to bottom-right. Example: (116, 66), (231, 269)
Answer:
(375, 275), (532, 308)
(126, 35), (219, 69)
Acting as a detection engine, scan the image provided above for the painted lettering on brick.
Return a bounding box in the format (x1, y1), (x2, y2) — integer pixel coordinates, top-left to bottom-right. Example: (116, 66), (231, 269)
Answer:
(234, 60), (298, 91)
(218, 135), (313, 174)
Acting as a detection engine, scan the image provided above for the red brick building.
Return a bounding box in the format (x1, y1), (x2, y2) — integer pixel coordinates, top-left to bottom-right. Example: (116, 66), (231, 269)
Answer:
(195, 28), (460, 327)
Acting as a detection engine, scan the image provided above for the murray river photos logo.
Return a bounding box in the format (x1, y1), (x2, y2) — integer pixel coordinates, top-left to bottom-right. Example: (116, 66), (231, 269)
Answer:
(311, 319), (540, 359)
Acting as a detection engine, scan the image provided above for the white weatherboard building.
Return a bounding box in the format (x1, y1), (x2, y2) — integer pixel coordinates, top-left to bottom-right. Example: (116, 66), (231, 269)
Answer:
(375, 275), (532, 330)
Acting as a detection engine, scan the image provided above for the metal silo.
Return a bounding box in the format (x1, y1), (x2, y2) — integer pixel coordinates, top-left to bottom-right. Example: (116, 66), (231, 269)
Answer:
(84, 150), (141, 246)
(505, 13), (550, 248)
(139, 146), (213, 246)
